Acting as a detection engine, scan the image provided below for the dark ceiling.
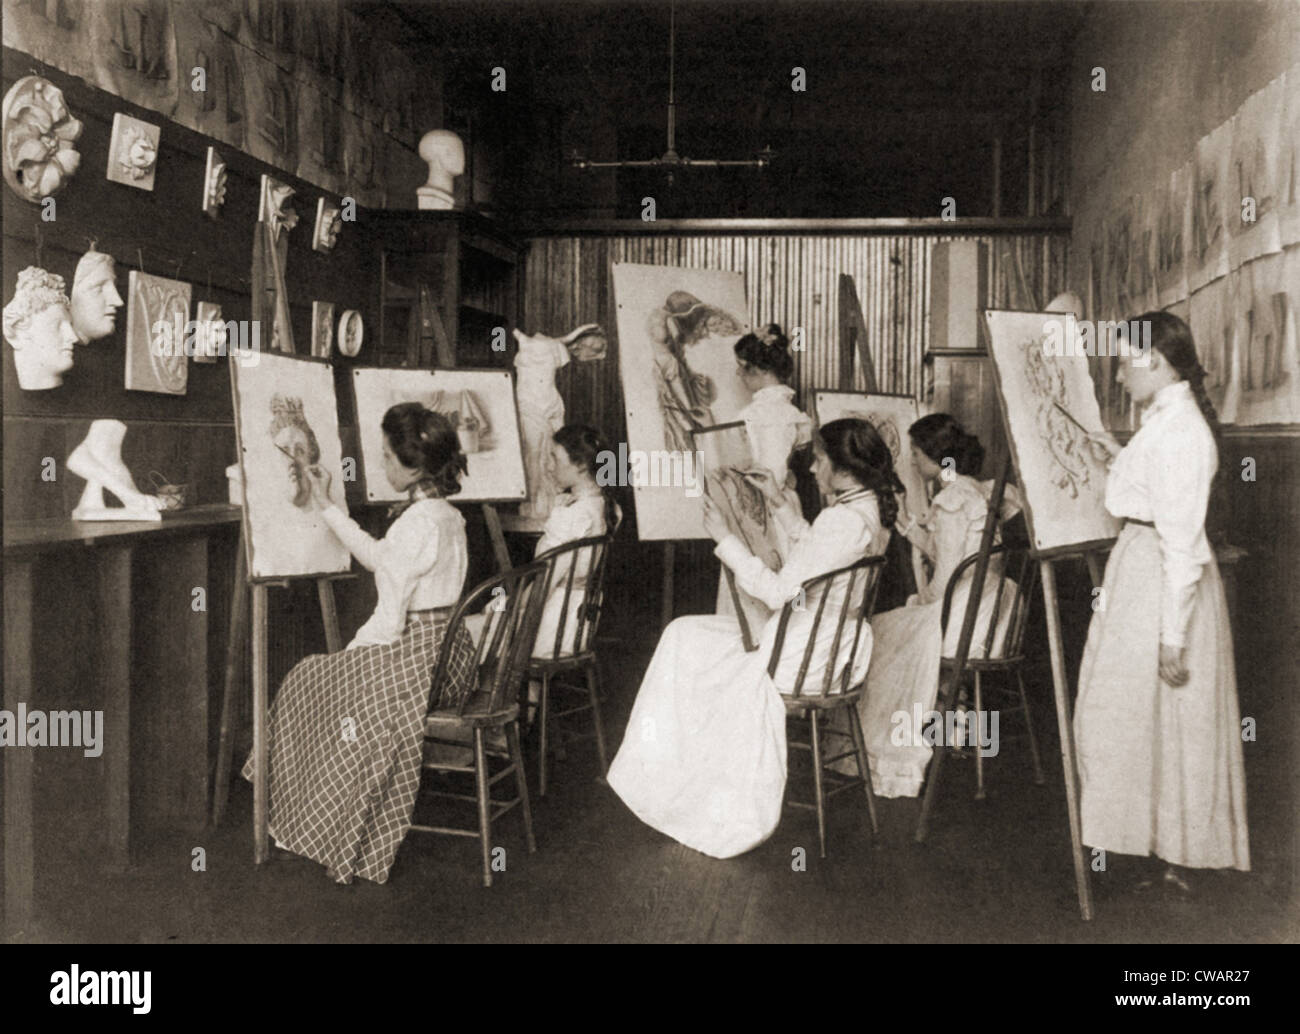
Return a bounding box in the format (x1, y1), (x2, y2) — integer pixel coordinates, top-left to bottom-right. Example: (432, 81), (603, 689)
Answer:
(357, 0), (1094, 218)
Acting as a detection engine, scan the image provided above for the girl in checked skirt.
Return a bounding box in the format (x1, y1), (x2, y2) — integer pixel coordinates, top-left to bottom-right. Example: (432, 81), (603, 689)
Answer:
(242, 404), (477, 884)
(1076, 312), (1250, 894)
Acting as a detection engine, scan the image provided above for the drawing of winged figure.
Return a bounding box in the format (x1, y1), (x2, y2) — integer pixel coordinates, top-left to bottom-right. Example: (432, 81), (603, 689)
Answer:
(1022, 337), (1096, 499)
(647, 290), (745, 452)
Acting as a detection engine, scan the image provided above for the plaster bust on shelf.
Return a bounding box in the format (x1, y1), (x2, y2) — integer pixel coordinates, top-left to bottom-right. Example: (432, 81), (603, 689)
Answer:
(70, 249), (125, 343)
(417, 129), (464, 210)
(3, 266), (78, 390)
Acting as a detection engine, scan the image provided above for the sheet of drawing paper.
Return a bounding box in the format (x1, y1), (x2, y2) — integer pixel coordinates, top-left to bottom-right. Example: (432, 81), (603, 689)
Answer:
(613, 262), (752, 540)
(983, 310), (1121, 553)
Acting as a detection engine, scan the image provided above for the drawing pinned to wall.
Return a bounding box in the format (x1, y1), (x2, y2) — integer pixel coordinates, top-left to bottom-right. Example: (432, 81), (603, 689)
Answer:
(612, 262), (751, 540)
(1156, 162), (1192, 309)
(311, 301), (334, 358)
(1190, 119), (1233, 291)
(106, 112), (159, 190)
(1279, 68), (1300, 247)
(813, 391), (927, 515)
(1227, 74), (1283, 267)
(1188, 272), (1239, 423)
(351, 367), (527, 503)
(983, 310), (1121, 553)
(230, 352), (351, 579)
(1229, 249), (1299, 426)
(124, 271), (189, 395)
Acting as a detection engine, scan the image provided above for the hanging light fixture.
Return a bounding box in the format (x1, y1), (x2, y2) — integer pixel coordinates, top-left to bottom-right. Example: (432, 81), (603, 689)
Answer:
(569, 0), (775, 183)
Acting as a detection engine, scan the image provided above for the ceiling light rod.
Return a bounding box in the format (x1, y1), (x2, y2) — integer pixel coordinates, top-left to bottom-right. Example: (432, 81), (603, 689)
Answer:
(571, 1), (773, 172)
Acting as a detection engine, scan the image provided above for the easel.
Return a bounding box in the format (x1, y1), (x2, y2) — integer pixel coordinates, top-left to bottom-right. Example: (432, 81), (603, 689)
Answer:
(208, 525), (354, 864)
(909, 452), (1112, 924)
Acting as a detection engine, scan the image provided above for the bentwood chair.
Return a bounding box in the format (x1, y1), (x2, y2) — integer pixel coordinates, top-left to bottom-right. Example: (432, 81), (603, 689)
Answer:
(915, 543), (1042, 841)
(527, 533), (615, 797)
(772, 554), (888, 859)
(412, 559), (549, 887)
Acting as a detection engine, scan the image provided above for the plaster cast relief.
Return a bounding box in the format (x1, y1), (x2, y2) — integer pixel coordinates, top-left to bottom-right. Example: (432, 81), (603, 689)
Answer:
(2, 75), (83, 202)
(107, 111), (160, 190)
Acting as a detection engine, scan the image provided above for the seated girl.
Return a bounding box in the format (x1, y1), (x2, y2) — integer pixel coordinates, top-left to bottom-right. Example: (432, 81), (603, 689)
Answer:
(241, 404), (476, 885)
(606, 418), (898, 859)
(849, 413), (1022, 798)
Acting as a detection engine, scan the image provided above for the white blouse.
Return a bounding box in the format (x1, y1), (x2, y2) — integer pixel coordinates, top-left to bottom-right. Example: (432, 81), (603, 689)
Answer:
(737, 385), (813, 483)
(1104, 380), (1216, 648)
(715, 491), (890, 691)
(535, 491), (609, 557)
(321, 498), (469, 649)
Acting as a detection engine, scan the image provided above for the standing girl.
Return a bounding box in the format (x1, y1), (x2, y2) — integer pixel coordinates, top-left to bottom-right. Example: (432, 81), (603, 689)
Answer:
(1075, 312), (1249, 889)
(607, 419), (895, 858)
(242, 404), (477, 884)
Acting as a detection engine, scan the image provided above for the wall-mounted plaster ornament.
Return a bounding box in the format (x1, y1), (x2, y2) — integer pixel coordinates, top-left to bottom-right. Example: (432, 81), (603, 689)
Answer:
(337, 309), (363, 357)
(257, 174), (298, 353)
(2, 266), (77, 390)
(68, 419), (164, 521)
(194, 300), (226, 363)
(2, 76), (83, 202)
(202, 146), (227, 217)
(70, 249), (125, 344)
(311, 301), (335, 358)
(416, 129), (463, 210)
(106, 112), (160, 190)
(124, 270), (191, 394)
(312, 197), (342, 253)
(259, 174), (297, 237)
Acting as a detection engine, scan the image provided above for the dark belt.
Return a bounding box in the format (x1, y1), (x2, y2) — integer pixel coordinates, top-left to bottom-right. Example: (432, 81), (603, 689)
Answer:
(1123, 518), (1154, 528)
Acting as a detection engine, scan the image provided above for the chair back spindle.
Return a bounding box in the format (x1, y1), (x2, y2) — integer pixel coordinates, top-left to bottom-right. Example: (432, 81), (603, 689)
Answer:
(531, 534), (614, 661)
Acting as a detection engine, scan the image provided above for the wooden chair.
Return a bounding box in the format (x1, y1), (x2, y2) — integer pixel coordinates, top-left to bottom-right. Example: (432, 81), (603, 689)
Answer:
(411, 559), (549, 887)
(528, 533), (614, 797)
(915, 543), (1043, 837)
(772, 554), (888, 859)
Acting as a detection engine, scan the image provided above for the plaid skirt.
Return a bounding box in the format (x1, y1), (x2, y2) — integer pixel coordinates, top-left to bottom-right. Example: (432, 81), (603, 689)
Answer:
(241, 612), (477, 884)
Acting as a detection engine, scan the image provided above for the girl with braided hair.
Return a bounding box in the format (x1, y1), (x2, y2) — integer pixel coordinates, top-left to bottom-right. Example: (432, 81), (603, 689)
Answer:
(1074, 311), (1249, 894)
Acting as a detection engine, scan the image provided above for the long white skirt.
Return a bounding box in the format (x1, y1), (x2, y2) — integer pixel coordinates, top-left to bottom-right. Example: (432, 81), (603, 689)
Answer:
(607, 615), (790, 858)
(1073, 524), (1250, 870)
(846, 576), (1017, 796)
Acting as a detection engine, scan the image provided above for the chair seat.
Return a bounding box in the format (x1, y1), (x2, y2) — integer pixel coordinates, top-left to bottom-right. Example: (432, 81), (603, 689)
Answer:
(940, 654), (1025, 672)
(527, 652), (596, 676)
(781, 686), (865, 712)
(426, 697), (520, 731)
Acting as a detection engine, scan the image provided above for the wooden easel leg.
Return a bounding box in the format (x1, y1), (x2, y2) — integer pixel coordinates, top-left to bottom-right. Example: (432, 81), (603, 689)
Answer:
(1040, 560), (1094, 921)
(1084, 552), (1104, 592)
(317, 579), (342, 654)
(482, 503), (511, 574)
(251, 585), (270, 865)
(914, 670), (957, 843)
(212, 541), (248, 829)
(661, 541), (675, 630)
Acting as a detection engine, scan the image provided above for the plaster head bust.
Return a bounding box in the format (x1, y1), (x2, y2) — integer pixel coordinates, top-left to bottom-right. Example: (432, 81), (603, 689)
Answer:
(417, 130), (464, 208)
(70, 249), (124, 343)
(3, 266), (78, 390)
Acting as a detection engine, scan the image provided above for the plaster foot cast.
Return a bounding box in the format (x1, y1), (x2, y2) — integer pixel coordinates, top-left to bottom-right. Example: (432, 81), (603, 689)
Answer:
(67, 420), (164, 521)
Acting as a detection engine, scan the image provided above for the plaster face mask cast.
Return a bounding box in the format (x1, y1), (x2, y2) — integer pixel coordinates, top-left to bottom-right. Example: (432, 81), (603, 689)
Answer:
(70, 250), (124, 343)
(2, 266), (78, 390)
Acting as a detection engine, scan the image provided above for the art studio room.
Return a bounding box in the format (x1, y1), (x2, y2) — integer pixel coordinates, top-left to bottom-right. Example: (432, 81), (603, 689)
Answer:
(1, 0), (1298, 969)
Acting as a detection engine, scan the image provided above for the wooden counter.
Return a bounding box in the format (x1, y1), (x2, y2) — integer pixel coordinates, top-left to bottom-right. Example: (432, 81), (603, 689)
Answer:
(3, 504), (240, 937)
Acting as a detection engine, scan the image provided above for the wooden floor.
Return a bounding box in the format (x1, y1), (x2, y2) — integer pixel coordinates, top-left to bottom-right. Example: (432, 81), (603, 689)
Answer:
(9, 626), (1293, 944)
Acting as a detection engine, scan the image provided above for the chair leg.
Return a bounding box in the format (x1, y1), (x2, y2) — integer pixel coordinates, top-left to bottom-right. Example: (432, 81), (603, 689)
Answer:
(1016, 669), (1046, 785)
(586, 659), (610, 781)
(474, 728), (493, 888)
(506, 720), (536, 854)
(809, 710), (827, 860)
(537, 670), (551, 798)
(915, 671), (957, 843)
(972, 670), (986, 801)
(845, 702), (879, 836)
